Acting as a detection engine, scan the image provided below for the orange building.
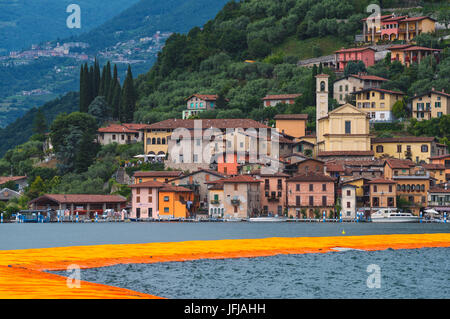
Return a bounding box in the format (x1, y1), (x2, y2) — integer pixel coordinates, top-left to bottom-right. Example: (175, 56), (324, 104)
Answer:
(158, 185), (194, 219)
(215, 152), (248, 176)
(367, 179), (396, 209)
(393, 175), (430, 215)
(429, 154), (450, 182)
(133, 171), (184, 184)
(274, 114), (308, 139)
(422, 163), (446, 185)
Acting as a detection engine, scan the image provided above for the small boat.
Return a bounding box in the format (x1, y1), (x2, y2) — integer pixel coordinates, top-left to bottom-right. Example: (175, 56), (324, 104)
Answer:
(248, 216), (287, 223)
(224, 217), (244, 222)
(370, 208), (419, 223)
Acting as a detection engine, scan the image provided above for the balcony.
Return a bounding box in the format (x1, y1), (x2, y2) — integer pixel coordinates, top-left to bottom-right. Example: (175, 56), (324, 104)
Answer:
(210, 199), (220, 205)
(231, 199), (240, 205)
(268, 196), (279, 202)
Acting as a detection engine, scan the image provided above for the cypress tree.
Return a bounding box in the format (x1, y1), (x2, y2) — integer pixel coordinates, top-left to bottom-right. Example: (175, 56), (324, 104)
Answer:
(99, 65), (106, 96)
(93, 58), (101, 97)
(107, 64), (118, 105)
(104, 62), (112, 103)
(33, 109), (48, 136)
(112, 81), (122, 120)
(80, 63), (91, 112)
(120, 65), (136, 123)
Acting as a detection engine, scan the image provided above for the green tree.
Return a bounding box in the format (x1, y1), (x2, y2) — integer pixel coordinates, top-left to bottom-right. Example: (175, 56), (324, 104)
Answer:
(88, 96), (111, 125)
(392, 99), (407, 119)
(120, 65), (136, 123)
(33, 109), (47, 136)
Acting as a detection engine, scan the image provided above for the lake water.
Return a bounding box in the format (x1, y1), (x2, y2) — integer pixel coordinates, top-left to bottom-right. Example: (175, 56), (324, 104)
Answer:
(51, 247), (450, 299)
(1, 222), (449, 250)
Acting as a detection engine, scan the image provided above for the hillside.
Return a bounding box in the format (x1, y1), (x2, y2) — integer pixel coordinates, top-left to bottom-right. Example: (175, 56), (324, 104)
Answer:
(72, 0), (229, 52)
(0, 0), (140, 53)
(0, 92), (79, 157)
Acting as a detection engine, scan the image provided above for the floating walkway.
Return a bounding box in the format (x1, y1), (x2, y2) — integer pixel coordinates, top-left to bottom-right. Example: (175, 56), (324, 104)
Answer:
(0, 233), (449, 298)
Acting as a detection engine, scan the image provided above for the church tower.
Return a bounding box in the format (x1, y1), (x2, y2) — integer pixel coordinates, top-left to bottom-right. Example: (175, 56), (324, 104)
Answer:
(316, 74), (329, 145)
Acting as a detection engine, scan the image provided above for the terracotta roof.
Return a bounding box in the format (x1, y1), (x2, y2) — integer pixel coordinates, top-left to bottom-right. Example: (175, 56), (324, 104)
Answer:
(211, 175), (261, 184)
(0, 176), (27, 185)
(208, 183), (224, 191)
(429, 154), (450, 160)
(326, 163), (345, 172)
(328, 159), (385, 167)
(335, 47), (376, 53)
(384, 158), (415, 169)
(274, 114), (308, 120)
(349, 74), (388, 82)
(159, 185), (193, 192)
(402, 16), (436, 22)
(318, 151), (374, 157)
(123, 123), (149, 131)
(134, 171), (184, 178)
(145, 119), (270, 130)
(353, 87), (404, 95)
(262, 94), (302, 100)
(402, 46), (441, 52)
(30, 194), (127, 204)
(422, 164), (445, 170)
(367, 178), (396, 184)
(412, 90), (450, 99)
(130, 181), (167, 188)
(250, 170), (290, 177)
(389, 44), (413, 50)
(98, 124), (139, 133)
(168, 169), (226, 181)
(372, 136), (435, 143)
(429, 187), (450, 193)
(186, 94), (219, 101)
(287, 173), (335, 182)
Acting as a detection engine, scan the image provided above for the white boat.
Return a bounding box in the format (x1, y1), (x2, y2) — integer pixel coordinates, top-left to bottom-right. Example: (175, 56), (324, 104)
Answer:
(370, 208), (419, 223)
(248, 216), (287, 223)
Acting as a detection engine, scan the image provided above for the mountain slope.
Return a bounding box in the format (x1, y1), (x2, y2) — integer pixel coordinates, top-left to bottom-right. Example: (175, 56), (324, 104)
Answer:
(0, 0), (140, 52)
(74, 0), (229, 52)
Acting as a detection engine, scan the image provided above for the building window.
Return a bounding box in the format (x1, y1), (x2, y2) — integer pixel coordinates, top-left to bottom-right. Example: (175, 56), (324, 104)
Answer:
(346, 190), (351, 196)
(345, 121), (351, 134)
(164, 207), (169, 213)
(309, 184), (313, 191)
(234, 184), (238, 191)
(397, 145), (402, 153)
(373, 185), (377, 192)
(389, 185), (392, 192)
(421, 145), (428, 152)
(296, 196), (300, 206)
(136, 196), (140, 203)
(322, 196), (327, 206)
(376, 145), (384, 153)
(309, 196), (314, 206)
(322, 184), (326, 191)
(112, 134), (116, 140)
(347, 202), (350, 208)
(148, 196), (152, 203)
(164, 196), (169, 202)
(296, 184), (300, 191)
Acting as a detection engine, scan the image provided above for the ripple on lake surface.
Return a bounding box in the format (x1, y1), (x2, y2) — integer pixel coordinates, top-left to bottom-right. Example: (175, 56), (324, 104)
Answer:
(51, 247), (450, 299)
(1, 222), (449, 250)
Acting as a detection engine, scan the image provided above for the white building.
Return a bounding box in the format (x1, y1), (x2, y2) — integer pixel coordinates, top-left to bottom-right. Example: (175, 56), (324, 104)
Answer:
(341, 184), (357, 219)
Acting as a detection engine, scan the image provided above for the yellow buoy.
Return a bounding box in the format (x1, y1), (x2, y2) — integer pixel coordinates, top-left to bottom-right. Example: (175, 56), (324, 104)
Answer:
(342, 230), (346, 235)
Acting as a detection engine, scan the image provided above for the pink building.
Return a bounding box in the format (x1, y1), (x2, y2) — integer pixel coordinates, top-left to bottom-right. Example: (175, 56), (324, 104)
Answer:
(335, 47), (376, 71)
(130, 181), (164, 219)
(251, 171), (290, 216)
(286, 173), (336, 218)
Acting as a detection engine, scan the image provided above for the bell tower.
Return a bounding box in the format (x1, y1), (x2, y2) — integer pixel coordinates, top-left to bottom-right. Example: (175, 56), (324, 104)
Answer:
(316, 74), (329, 145)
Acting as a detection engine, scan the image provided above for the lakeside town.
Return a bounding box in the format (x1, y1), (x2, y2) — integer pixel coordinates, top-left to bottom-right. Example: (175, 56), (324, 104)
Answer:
(1, 12), (450, 224)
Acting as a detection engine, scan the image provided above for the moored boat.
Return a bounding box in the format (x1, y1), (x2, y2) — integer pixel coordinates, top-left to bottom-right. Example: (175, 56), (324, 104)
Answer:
(248, 216), (287, 222)
(370, 208), (419, 223)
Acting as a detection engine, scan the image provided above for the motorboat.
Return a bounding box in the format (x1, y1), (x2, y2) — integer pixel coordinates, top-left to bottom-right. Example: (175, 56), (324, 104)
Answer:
(370, 208), (419, 223)
(248, 216), (287, 222)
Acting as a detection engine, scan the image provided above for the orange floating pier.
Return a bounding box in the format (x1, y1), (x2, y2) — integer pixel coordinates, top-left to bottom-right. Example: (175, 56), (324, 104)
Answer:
(0, 233), (449, 299)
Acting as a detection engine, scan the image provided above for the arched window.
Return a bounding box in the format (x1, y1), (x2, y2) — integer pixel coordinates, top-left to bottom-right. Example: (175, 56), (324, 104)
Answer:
(397, 184), (401, 191)
(161, 138), (166, 145)
(421, 184), (425, 191)
(152, 138), (156, 144)
(157, 138), (161, 144)
(320, 81), (326, 92)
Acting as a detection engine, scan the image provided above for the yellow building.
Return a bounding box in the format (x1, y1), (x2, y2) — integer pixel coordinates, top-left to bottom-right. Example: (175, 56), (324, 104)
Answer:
(315, 74), (371, 153)
(134, 171), (184, 184)
(274, 114), (308, 139)
(353, 88), (404, 122)
(363, 15), (436, 43)
(371, 137), (448, 164)
(411, 89), (450, 121)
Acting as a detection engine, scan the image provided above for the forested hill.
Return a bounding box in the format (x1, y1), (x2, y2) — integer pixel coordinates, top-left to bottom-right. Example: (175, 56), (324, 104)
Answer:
(0, 92), (79, 157)
(72, 0), (229, 52)
(132, 0), (369, 123)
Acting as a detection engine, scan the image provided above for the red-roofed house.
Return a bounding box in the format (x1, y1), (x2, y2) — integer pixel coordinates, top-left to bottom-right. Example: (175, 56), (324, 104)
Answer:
(353, 88), (405, 122)
(183, 94), (226, 119)
(390, 44), (441, 66)
(335, 47), (376, 71)
(209, 175), (261, 219)
(286, 173), (336, 218)
(362, 14), (436, 43)
(97, 123), (145, 145)
(262, 94), (301, 107)
(333, 73), (388, 105)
